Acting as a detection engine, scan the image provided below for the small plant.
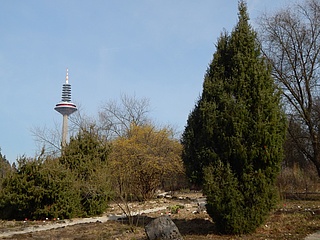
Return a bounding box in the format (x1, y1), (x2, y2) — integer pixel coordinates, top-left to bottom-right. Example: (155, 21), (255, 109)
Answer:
(168, 205), (184, 214)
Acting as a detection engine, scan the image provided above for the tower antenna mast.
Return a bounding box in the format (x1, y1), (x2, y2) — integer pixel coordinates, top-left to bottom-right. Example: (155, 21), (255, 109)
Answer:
(54, 68), (77, 150)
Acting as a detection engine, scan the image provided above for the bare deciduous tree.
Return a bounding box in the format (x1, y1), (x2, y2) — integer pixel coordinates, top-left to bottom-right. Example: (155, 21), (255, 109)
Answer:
(31, 103), (91, 156)
(258, 0), (320, 177)
(98, 93), (151, 140)
(31, 123), (61, 157)
(69, 104), (96, 135)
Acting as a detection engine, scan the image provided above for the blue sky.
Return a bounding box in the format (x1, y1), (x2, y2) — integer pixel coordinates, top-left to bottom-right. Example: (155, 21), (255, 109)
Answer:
(0, 0), (290, 162)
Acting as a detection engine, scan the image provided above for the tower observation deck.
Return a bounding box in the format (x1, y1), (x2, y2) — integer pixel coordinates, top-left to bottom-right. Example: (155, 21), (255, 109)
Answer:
(54, 68), (77, 149)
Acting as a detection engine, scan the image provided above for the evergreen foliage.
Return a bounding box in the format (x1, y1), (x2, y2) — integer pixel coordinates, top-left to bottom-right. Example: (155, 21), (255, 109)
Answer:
(0, 128), (112, 220)
(0, 156), (80, 220)
(60, 127), (112, 216)
(0, 150), (12, 189)
(182, 1), (286, 234)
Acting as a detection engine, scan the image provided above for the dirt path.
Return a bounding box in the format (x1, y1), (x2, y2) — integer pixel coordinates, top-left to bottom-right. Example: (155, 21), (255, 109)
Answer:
(0, 192), (204, 238)
(305, 230), (320, 240)
(0, 206), (169, 238)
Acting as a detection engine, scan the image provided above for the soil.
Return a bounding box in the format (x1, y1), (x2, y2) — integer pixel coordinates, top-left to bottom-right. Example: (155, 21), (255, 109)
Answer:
(0, 191), (320, 240)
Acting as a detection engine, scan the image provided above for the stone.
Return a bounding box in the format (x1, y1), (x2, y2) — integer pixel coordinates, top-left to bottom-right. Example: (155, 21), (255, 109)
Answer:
(145, 215), (183, 240)
(197, 198), (207, 213)
(197, 201), (206, 212)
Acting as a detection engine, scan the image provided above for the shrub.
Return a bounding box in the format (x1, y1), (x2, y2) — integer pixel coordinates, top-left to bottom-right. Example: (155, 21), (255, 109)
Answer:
(0, 157), (81, 220)
(204, 162), (278, 234)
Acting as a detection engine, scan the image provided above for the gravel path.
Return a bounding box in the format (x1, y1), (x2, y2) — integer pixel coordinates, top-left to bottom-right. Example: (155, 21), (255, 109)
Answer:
(305, 230), (320, 240)
(0, 206), (168, 238)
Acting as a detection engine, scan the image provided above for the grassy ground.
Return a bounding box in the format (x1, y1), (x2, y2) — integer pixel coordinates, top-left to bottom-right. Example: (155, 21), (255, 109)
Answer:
(1, 195), (320, 239)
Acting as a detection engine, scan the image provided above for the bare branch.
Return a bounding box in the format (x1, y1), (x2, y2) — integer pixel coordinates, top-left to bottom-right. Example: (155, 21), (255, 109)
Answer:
(98, 93), (151, 139)
(258, 0), (320, 176)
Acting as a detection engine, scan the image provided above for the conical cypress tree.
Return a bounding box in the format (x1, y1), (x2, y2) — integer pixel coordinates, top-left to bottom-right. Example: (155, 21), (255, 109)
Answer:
(181, 1), (286, 234)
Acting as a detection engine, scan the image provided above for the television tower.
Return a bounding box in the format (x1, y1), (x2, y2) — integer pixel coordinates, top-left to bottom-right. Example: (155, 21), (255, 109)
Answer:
(54, 68), (77, 149)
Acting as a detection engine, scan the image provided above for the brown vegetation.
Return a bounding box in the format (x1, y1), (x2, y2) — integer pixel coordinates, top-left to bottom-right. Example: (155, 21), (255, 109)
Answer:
(109, 124), (184, 201)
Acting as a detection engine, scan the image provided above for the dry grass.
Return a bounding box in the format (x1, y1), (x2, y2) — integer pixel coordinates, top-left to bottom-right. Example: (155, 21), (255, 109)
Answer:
(1, 194), (320, 240)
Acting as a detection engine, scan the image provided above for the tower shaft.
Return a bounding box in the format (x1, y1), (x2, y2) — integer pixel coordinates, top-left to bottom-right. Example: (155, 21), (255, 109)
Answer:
(62, 114), (68, 149)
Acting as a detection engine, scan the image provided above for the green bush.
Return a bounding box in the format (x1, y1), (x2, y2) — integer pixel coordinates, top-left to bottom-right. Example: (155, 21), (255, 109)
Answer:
(0, 156), (81, 220)
(60, 128), (112, 216)
(0, 127), (113, 221)
(204, 163), (278, 234)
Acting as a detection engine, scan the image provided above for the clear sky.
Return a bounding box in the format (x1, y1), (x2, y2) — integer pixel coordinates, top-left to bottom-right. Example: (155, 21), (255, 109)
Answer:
(0, 0), (291, 163)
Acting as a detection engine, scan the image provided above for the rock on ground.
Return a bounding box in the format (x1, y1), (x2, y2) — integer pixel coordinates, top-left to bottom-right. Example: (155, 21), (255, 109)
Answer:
(145, 215), (183, 240)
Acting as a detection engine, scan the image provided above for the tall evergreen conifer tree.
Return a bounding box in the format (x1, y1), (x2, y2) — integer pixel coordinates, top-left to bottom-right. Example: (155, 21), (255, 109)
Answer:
(181, 1), (286, 234)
